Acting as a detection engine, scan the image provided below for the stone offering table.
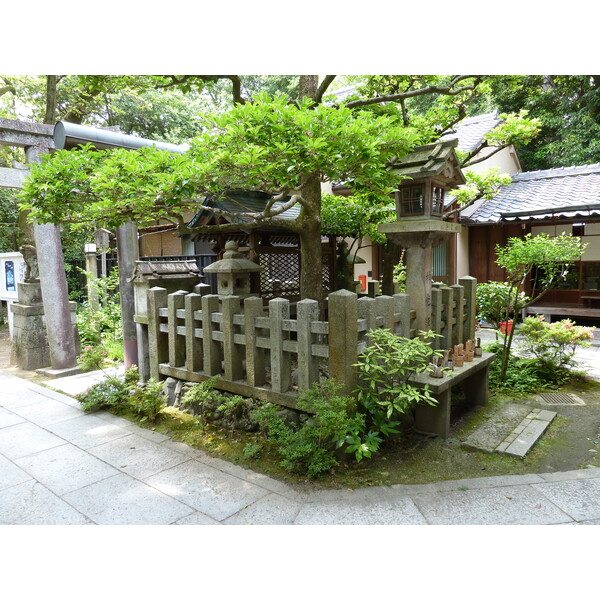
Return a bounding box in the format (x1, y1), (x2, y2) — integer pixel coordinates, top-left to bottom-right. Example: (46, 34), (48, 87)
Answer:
(411, 352), (496, 438)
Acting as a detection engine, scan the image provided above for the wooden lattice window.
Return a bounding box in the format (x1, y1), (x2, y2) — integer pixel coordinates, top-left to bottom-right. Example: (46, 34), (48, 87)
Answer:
(399, 185), (424, 216)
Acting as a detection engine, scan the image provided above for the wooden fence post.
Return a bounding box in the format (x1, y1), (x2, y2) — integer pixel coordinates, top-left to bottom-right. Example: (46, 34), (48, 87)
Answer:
(222, 295), (243, 381)
(269, 297), (291, 393)
(184, 292), (203, 372)
(244, 296), (265, 387)
(202, 294), (221, 376)
(460, 276), (477, 342)
(168, 290), (187, 368)
(147, 286), (168, 381)
(296, 298), (320, 391)
(328, 289), (358, 395)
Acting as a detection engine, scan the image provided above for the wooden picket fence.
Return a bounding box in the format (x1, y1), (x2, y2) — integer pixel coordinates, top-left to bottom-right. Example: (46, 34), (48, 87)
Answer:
(144, 276), (477, 408)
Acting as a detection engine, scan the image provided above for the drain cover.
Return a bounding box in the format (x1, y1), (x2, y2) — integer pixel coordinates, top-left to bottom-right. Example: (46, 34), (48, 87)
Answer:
(536, 393), (585, 406)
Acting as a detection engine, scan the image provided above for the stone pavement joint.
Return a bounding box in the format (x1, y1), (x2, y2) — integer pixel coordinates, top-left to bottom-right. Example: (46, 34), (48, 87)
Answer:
(1, 368), (600, 525)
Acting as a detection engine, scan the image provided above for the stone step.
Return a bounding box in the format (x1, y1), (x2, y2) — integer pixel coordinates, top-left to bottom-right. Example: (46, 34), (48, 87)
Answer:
(496, 409), (557, 458)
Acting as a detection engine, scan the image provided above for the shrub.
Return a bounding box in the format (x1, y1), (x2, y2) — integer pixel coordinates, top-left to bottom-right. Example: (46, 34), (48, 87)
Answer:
(75, 376), (129, 412)
(128, 378), (166, 423)
(518, 316), (593, 378)
(252, 380), (364, 478)
(476, 281), (529, 328)
(77, 344), (107, 372)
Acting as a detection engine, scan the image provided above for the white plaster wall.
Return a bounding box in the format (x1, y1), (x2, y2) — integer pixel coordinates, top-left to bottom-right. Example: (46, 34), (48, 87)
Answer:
(464, 146), (521, 175)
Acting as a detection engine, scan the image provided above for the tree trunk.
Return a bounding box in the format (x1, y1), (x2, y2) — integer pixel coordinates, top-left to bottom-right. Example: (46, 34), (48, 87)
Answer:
(44, 76), (57, 125)
(297, 172), (323, 301)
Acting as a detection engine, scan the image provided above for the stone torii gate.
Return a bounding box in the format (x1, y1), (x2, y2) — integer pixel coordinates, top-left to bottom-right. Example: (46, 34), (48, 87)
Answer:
(0, 117), (78, 373)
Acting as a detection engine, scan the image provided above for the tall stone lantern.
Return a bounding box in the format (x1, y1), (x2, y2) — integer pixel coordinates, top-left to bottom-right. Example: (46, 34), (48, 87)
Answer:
(378, 139), (465, 332)
(203, 240), (263, 299)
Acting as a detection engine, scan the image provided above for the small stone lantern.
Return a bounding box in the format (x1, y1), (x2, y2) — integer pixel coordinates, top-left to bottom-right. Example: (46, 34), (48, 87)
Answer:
(203, 241), (263, 299)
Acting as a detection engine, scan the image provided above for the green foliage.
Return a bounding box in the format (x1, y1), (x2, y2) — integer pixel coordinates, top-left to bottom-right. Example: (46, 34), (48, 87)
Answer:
(77, 345), (108, 372)
(355, 328), (441, 421)
(128, 378), (166, 423)
(0, 189), (20, 252)
(476, 281), (529, 327)
(449, 168), (512, 209)
(75, 376), (129, 413)
(485, 344), (548, 393)
(77, 267), (122, 348)
(392, 250), (407, 292)
(493, 233), (585, 383)
(252, 380), (364, 478)
(180, 376), (224, 424)
(519, 316), (593, 373)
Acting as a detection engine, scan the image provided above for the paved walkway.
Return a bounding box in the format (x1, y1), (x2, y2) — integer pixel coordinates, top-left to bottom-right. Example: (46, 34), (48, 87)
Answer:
(2, 369), (600, 525)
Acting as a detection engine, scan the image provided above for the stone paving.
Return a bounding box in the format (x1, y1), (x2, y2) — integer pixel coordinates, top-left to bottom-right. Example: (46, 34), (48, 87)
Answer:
(1, 369), (600, 525)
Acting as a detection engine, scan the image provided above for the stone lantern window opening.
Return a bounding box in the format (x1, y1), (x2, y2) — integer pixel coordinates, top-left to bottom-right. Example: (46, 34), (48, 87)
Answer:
(398, 184), (425, 217)
(431, 185), (445, 216)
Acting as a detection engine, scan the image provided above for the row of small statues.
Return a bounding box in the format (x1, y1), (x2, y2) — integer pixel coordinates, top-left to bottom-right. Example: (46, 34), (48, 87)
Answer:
(429, 338), (483, 378)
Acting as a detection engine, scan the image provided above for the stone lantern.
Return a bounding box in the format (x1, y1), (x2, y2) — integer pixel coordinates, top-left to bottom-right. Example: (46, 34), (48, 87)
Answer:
(378, 139), (465, 332)
(203, 240), (263, 299)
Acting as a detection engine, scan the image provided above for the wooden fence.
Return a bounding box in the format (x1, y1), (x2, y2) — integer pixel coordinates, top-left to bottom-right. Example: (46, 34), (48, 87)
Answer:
(144, 276), (477, 408)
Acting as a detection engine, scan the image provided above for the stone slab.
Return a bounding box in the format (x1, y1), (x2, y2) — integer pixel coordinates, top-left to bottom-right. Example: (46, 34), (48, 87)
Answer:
(7, 397), (84, 427)
(86, 433), (190, 480)
(36, 366), (83, 379)
(63, 473), (194, 525)
(0, 453), (32, 491)
(0, 480), (92, 525)
(15, 443), (119, 496)
(172, 511), (222, 525)
(411, 484), (573, 525)
(0, 406), (26, 429)
(0, 421), (66, 460)
(462, 404), (532, 453)
(144, 459), (270, 522)
(504, 417), (554, 458)
(44, 413), (132, 449)
(294, 495), (427, 525)
(223, 492), (302, 525)
(533, 478), (600, 522)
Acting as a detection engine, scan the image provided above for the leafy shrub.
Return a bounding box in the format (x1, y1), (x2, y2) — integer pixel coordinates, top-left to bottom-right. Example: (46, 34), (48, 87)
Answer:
(476, 281), (529, 328)
(252, 380), (364, 478)
(75, 376), (129, 412)
(518, 316), (593, 372)
(77, 344), (108, 372)
(128, 378), (166, 423)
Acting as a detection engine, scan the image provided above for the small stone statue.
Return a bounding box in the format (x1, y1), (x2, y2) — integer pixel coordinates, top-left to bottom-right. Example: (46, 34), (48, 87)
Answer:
(19, 244), (39, 280)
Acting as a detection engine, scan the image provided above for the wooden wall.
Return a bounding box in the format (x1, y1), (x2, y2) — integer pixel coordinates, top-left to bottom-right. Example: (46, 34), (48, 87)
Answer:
(468, 223), (529, 283)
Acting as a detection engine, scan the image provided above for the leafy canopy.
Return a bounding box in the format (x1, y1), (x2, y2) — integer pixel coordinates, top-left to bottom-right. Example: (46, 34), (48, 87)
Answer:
(20, 94), (422, 232)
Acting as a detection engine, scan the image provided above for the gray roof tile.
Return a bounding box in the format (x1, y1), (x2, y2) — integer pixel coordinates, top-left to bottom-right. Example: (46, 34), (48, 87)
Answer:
(441, 111), (503, 152)
(465, 163), (600, 223)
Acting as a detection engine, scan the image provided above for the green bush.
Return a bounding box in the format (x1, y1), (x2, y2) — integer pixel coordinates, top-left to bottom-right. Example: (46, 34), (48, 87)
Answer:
(252, 380), (364, 478)
(476, 281), (529, 328)
(77, 344), (108, 372)
(75, 376), (129, 412)
(518, 316), (593, 371)
(128, 378), (166, 423)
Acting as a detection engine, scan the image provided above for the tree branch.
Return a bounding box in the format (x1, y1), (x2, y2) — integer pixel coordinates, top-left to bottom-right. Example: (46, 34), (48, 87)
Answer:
(314, 76), (337, 103)
(345, 76), (483, 109)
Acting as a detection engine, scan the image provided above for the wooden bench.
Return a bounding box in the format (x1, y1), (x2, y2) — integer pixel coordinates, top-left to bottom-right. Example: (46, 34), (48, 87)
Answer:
(410, 352), (496, 438)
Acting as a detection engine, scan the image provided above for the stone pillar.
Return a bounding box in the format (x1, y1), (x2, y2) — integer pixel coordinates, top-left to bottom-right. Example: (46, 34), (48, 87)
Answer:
(85, 245), (100, 313)
(33, 223), (78, 370)
(116, 221), (139, 369)
(405, 244), (433, 332)
(10, 280), (50, 370)
(26, 143), (78, 372)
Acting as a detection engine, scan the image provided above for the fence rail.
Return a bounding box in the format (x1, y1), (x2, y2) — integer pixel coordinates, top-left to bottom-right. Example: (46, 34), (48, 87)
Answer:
(143, 276), (476, 408)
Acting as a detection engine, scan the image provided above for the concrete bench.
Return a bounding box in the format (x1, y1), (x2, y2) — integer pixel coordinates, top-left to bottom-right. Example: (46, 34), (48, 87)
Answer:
(411, 352), (496, 438)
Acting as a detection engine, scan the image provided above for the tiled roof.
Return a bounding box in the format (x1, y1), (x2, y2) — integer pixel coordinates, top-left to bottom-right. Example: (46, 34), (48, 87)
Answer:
(441, 111), (503, 152)
(464, 163), (600, 223)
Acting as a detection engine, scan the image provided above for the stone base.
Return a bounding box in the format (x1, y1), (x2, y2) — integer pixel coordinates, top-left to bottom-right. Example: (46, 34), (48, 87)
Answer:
(36, 365), (83, 379)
